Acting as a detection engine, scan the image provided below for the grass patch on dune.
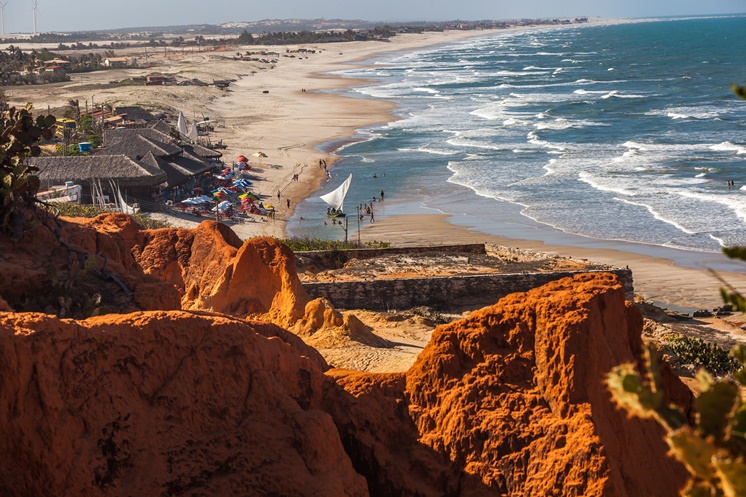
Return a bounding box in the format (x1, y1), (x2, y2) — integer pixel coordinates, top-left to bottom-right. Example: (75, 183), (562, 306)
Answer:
(276, 237), (390, 252)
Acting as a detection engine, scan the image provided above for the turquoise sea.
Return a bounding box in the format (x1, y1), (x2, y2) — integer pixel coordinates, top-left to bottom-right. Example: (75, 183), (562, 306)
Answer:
(289, 16), (746, 270)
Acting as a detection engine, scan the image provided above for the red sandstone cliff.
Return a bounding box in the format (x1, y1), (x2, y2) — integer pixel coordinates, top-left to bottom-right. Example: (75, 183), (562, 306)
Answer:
(0, 214), (316, 325)
(0, 215), (694, 496)
(324, 273), (692, 496)
(0, 310), (364, 496)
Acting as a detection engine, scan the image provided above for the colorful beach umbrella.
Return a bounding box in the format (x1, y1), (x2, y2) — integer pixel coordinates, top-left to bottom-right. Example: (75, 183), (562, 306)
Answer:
(252, 151), (268, 158)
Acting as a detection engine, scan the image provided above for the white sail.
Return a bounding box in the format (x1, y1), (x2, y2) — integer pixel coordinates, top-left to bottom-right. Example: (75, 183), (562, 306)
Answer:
(177, 111), (188, 137)
(188, 122), (199, 142)
(319, 174), (352, 212)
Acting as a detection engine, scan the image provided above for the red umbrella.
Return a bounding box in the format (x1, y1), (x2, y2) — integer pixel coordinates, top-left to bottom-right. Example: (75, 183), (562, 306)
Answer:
(236, 155), (248, 163)
(193, 187), (204, 192)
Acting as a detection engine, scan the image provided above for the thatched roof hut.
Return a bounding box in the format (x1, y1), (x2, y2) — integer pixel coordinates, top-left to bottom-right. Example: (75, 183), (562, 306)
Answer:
(99, 133), (183, 159)
(149, 120), (173, 135)
(182, 143), (223, 160)
(30, 155), (167, 188)
(115, 106), (157, 122)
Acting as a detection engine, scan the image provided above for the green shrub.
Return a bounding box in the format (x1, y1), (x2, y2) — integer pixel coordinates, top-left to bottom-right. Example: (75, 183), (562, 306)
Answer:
(275, 236), (390, 252)
(666, 335), (743, 377)
(0, 104), (57, 240)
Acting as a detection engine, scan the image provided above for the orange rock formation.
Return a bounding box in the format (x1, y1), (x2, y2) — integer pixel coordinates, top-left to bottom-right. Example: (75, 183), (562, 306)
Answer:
(324, 273), (692, 496)
(0, 311), (363, 496)
(0, 215), (692, 496)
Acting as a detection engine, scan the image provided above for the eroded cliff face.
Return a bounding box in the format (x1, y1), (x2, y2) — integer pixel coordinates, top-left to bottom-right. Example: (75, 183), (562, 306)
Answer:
(0, 311), (366, 497)
(0, 214), (324, 328)
(0, 215), (692, 496)
(324, 273), (692, 497)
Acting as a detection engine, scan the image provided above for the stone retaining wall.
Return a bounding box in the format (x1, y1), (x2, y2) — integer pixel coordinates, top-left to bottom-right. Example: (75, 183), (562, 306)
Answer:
(302, 269), (634, 311)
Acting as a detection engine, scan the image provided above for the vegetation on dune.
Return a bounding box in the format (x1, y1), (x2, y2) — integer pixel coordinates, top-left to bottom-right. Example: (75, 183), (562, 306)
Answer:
(0, 104), (56, 240)
(665, 335), (742, 377)
(276, 237), (390, 252)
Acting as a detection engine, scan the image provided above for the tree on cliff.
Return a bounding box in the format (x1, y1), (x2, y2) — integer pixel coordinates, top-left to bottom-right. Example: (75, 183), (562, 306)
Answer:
(0, 104), (56, 240)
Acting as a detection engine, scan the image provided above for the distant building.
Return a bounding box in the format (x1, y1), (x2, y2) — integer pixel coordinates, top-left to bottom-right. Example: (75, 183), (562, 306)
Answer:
(43, 58), (70, 66)
(104, 57), (129, 68)
(29, 123), (222, 209)
(145, 73), (167, 85)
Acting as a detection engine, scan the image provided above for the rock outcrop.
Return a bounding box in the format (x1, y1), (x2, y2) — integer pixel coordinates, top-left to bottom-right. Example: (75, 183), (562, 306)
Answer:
(325, 273), (692, 496)
(0, 215), (694, 496)
(0, 310), (365, 497)
(0, 214), (352, 334)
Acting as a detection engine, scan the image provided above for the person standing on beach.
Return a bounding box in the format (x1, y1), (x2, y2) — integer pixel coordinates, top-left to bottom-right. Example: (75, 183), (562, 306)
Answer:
(286, 198), (291, 209)
(370, 210), (375, 223)
(380, 190), (384, 201)
(277, 190), (281, 201)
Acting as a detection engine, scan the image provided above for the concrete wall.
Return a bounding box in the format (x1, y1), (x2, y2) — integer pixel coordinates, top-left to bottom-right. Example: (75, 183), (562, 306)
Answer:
(302, 269), (634, 311)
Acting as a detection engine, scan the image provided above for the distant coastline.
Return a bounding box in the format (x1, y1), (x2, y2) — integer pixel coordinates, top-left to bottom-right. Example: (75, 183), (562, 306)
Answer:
(294, 16), (746, 311)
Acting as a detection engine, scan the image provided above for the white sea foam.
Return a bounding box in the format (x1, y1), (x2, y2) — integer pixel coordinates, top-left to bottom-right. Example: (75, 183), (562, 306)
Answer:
(648, 107), (721, 120)
(535, 118), (608, 130)
(412, 87), (440, 94)
(446, 137), (513, 152)
(470, 103), (508, 120)
(676, 189), (746, 224)
(397, 147), (456, 156)
(578, 171), (636, 196)
(711, 142), (746, 155)
(708, 234), (727, 248)
(616, 198), (698, 235)
(613, 149), (641, 162)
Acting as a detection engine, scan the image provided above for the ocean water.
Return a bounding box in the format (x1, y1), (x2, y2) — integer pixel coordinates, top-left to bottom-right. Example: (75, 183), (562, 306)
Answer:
(289, 16), (746, 268)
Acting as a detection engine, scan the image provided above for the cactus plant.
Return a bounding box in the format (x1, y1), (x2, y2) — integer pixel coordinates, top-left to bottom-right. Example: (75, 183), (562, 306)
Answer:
(0, 103), (56, 240)
(608, 345), (746, 496)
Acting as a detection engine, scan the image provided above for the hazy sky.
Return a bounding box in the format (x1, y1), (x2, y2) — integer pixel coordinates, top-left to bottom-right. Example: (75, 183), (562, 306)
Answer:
(3, 0), (745, 33)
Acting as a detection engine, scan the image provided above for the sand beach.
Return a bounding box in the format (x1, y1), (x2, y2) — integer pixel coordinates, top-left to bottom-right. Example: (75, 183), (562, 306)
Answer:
(9, 21), (746, 312)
